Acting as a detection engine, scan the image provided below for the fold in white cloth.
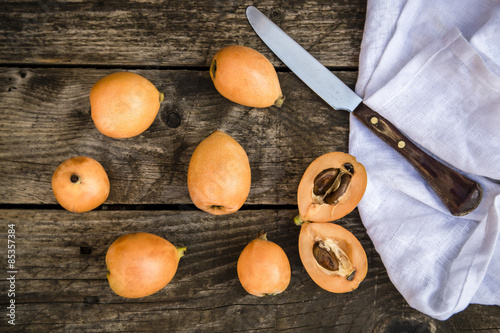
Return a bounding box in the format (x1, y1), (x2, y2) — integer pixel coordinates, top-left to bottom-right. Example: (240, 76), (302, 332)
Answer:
(349, 0), (500, 320)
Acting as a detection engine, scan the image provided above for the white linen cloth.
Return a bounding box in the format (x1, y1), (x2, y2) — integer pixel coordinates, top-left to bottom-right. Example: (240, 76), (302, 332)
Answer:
(349, 0), (500, 320)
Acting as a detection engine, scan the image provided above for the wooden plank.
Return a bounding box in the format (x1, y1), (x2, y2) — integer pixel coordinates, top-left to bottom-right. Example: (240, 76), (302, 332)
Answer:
(0, 209), (498, 332)
(0, 210), (354, 280)
(0, 67), (355, 205)
(0, 0), (366, 67)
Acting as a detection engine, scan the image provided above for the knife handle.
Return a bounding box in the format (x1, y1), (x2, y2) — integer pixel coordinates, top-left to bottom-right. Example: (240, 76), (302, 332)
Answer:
(352, 103), (482, 216)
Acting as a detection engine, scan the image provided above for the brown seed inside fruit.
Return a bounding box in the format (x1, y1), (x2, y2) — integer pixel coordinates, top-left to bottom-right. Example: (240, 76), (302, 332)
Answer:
(313, 168), (339, 196)
(312, 163), (354, 206)
(313, 241), (339, 271)
(312, 239), (356, 281)
(324, 173), (352, 205)
(343, 163), (354, 173)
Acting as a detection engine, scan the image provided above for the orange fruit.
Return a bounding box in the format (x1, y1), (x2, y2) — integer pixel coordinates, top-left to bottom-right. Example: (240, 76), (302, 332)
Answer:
(187, 131), (251, 215)
(237, 231), (291, 296)
(106, 232), (186, 298)
(51, 156), (110, 213)
(210, 45), (284, 108)
(90, 72), (163, 138)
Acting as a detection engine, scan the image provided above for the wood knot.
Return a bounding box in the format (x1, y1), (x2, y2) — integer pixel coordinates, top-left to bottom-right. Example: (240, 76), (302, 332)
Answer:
(164, 111), (182, 128)
(269, 9), (284, 23)
(83, 296), (100, 305)
(80, 246), (92, 255)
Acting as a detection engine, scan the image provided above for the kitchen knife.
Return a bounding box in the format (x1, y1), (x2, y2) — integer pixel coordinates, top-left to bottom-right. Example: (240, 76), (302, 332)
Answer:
(246, 6), (482, 216)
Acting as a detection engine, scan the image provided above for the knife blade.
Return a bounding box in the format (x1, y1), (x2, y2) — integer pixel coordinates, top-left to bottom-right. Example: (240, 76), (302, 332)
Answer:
(246, 6), (482, 216)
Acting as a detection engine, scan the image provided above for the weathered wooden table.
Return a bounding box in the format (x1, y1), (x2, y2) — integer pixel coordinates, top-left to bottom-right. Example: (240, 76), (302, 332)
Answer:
(1, 1), (499, 332)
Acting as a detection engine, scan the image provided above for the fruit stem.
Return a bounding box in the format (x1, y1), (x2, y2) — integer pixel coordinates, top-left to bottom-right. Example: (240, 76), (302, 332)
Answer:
(257, 230), (267, 241)
(177, 246), (187, 258)
(294, 215), (305, 226)
(274, 95), (285, 107)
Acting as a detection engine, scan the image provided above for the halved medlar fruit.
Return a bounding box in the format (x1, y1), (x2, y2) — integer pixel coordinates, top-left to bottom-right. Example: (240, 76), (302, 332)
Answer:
(297, 152), (367, 223)
(298, 221), (367, 293)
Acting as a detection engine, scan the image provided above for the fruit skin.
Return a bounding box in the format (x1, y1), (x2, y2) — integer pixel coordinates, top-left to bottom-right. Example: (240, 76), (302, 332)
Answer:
(187, 131), (251, 215)
(298, 221), (367, 293)
(90, 72), (163, 139)
(237, 232), (291, 296)
(297, 152), (367, 223)
(210, 45), (284, 108)
(51, 156), (110, 213)
(105, 232), (186, 299)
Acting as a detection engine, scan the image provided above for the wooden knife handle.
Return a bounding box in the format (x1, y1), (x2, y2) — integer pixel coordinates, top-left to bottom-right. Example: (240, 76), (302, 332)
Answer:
(352, 103), (482, 216)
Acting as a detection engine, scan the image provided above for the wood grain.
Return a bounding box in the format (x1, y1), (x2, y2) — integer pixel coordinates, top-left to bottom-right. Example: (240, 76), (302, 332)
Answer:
(0, 67), (354, 206)
(1, 209), (497, 332)
(0, 0), (366, 68)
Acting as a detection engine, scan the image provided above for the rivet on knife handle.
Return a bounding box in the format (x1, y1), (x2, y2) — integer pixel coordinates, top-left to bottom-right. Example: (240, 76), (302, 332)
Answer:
(353, 103), (483, 216)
